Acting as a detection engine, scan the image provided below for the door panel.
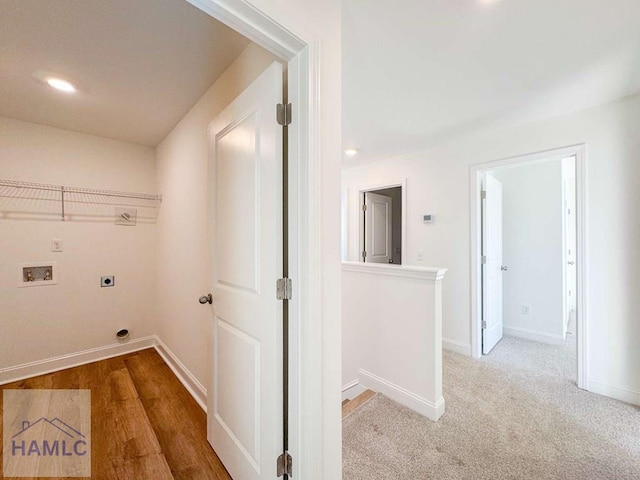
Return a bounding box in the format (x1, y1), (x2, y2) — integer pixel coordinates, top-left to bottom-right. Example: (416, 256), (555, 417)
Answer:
(207, 62), (283, 480)
(215, 319), (259, 466)
(365, 192), (392, 263)
(482, 174), (504, 354)
(216, 113), (259, 293)
(563, 158), (577, 325)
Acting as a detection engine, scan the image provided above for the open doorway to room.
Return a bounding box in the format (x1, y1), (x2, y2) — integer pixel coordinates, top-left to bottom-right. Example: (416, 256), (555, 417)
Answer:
(0, 0), (318, 478)
(471, 145), (586, 389)
(359, 185), (404, 264)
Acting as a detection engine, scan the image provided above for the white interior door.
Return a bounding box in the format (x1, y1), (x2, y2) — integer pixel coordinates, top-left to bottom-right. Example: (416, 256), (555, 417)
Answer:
(482, 174), (504, 354)
(364, 192), (392, 263)
(207, 62), (283, 480)
(563, 158), (577, 330)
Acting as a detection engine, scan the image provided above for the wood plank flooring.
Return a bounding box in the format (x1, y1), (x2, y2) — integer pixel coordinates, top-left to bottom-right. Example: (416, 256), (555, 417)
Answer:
(342, 389), (376, 419)
(0, 348), (232, 480)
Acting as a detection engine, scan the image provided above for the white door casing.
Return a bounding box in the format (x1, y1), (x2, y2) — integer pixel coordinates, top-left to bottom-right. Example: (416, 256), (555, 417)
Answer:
(364, 192), (392, 264)
(207, 62), (283, 480)
(482, 174), (504, 354)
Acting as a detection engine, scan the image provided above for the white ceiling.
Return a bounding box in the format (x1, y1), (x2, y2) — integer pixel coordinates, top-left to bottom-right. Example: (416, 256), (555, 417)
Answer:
(0, 0), (250, 147)
(343, 0), (640, 165)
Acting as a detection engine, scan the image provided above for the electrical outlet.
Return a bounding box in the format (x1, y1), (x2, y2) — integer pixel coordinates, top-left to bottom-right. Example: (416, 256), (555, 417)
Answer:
(52, 239), (63, 252)
(417, 250), (424, 261)
(521, 304), (531, 315)
(101, 276), (115, 288)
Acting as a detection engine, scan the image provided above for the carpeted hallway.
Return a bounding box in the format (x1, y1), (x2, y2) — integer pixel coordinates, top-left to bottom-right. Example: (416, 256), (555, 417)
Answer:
(343, 336), (640, 480)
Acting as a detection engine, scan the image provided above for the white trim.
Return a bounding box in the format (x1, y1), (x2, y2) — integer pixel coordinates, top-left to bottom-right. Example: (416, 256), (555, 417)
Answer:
(154, 338), (208, 412)
(469, 144), (589, 390)
(342, 261), (446, 281)
(356, 179), (407, 265)
(294, 40), (325, 480)
(442, 338), (472, 356)
(589, 378), (640, 406)
(0, 336), (156, 385)
(575, 147), (589, 390)
(359, 369), (445, 421)
(503, 326), (565, 346)
(185, 0), (305, 60)
(341, 380), (367, 401)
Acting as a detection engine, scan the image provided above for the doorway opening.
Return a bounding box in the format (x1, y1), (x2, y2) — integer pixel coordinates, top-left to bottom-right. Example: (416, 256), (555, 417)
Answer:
(470, 145), (587, 389)
(359, 185), (404, 264)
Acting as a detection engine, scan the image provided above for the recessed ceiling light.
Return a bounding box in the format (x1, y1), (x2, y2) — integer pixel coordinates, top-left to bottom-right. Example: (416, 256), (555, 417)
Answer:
(46, 77), (77, 93)
(344, 148), (359, 156)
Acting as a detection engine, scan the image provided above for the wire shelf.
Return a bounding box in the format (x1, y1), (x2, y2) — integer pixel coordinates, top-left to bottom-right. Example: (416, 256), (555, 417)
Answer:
(0, 179), (162, 222)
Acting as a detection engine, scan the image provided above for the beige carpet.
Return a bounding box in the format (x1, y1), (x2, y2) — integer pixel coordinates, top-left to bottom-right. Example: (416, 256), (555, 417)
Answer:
(343, 336), (640, 479)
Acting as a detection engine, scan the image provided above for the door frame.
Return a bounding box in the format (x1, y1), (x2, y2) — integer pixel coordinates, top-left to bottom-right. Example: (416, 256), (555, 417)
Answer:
(469, 144), (588, 390)
(185, 1), (322, 477)
(357, 180), (407, 263)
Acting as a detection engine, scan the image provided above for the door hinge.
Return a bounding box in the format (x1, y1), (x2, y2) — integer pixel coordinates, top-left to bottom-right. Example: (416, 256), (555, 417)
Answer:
(276, 277), (293, 300)
(481, 255), (487, 264)
(362, 251), (367, 260)
(482, 320), (487, 329)
(481, 190), (487, 200)
(277, 451), (293, 477)
(277, 103), (292, 126)
(362, 204), (367, 212)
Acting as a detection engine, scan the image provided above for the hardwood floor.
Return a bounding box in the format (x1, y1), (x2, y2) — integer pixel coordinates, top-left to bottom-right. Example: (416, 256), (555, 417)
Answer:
(0, 348), (232, 480)
(342, 389), (376, 419)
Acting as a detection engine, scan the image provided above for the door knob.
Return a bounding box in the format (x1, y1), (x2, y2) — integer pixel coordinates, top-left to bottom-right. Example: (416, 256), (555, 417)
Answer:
(501, 266), (508, 271)
(567, 261), (575, 265)
(199, 294), (212, 305)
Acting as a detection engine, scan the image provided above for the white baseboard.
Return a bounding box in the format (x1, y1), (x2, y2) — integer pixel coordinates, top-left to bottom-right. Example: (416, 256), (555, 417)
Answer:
(589, 378), (640, 406)
(0, 335), (208, 414)
(503, 326), (565, 346)
(0, 336), (157, 385)
(341, 379), (367, 401)
(154, 338), (208, 412)
(443, 338), (472, 356)
(359, 369), (445, 421)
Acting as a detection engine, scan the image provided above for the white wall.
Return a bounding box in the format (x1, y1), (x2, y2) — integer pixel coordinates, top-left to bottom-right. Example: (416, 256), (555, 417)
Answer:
(0, 117), (157, 370)
(154, 43), (279, 389)
(343, 93), (640, 404)
(342, 262), (445, 420)
(491, 161), (564, 344)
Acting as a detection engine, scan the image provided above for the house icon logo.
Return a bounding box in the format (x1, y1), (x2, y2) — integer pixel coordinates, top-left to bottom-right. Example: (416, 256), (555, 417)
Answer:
(3, 389), (91, 478)
(11, 417), (88, 458)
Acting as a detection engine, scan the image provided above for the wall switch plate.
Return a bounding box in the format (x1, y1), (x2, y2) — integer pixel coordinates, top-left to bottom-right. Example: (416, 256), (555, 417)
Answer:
(417, 250), (424, 261)
(101, 276), (115, 287)
(52, 239), (63, 252)
(521, 304), (531, 315)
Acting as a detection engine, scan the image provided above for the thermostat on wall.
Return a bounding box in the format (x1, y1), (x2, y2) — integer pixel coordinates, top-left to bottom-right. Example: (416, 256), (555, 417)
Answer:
(423, 214), (434, 223)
